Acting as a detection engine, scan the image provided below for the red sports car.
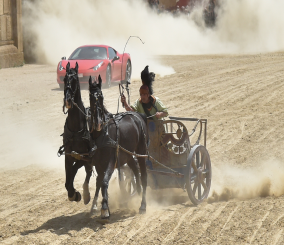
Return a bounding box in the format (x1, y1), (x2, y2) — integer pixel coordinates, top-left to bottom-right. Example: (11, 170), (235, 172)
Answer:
(57, 45), (132, 89)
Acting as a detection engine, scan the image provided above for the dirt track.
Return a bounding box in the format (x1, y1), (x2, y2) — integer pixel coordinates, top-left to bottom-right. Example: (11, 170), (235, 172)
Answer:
(1, 53), (284, 244)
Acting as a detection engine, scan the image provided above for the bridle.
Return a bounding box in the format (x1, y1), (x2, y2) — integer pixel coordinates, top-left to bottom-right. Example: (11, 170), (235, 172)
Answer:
(89, 90), (106, 132)
(63, 71), (79, 114)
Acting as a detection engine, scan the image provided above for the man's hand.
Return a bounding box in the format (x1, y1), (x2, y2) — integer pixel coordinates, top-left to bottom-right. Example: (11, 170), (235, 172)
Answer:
(121, 94), (126, 104)
(121, 95), (134, 112)
(155, 112), (164, 119)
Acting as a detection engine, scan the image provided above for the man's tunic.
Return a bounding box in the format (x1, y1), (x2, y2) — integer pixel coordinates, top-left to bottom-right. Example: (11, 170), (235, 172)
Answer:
(131, 96), (168, 120)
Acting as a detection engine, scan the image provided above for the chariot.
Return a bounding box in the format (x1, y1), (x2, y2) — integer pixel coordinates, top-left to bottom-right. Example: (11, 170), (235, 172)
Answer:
(119, 116), (212, 205)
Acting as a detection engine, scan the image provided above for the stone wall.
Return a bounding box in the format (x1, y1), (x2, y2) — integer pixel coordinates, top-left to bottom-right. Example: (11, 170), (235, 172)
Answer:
(0, 0), (23, 68)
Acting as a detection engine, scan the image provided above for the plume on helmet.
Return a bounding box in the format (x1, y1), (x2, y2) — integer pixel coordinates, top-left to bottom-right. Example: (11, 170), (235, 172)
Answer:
(141, 65), (155, 95)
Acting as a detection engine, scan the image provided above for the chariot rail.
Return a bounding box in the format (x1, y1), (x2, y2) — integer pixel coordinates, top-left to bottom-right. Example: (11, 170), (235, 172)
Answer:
(168, 116), (207, 148)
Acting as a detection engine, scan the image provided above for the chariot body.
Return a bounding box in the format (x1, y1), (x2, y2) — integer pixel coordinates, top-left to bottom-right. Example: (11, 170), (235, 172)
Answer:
(119, 116), (212, 205)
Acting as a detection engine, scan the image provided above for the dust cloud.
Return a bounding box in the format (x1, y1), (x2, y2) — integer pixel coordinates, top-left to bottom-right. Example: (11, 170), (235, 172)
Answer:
(23, 0), (284, 78)
(0, 115), (63, 170)
(209, 160), (284, 203)
(96, 170), (188, 213)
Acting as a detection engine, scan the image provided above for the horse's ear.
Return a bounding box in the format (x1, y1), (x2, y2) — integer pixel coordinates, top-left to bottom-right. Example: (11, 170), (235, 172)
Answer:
(66, 62), (70, 73)
(98, 75), (102, 90)
(75, 62), (79, 73)
(89, 76), (92, 87)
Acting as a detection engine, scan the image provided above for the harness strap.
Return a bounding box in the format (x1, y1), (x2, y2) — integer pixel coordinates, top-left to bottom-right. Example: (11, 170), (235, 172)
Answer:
(113, 118), (121, 180)
(118, 145), (182, 176)
(58, 117), (91, 157)
(57, 144), (65, 157)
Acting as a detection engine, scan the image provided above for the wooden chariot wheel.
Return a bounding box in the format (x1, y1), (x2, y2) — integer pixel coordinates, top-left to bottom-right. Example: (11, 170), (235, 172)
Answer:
(185, 145), (211, 205)
(118, 165), (137, 197)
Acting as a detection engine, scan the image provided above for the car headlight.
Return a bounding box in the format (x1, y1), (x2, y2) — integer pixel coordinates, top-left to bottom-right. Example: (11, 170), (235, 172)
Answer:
(59, 61), (64, 71)
(93, 61), (104, 71)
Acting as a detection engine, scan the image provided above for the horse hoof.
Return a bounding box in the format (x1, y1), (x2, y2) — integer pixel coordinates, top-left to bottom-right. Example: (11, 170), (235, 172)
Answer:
(90, 204), (98, 214)
(68, 195), (75, 202)
(139, 208), (146, 214)
(90, 197), (98, 212)
(101, 209), (110, 219)
(75, 192), (81, 202)
(68, 191), (81, 202)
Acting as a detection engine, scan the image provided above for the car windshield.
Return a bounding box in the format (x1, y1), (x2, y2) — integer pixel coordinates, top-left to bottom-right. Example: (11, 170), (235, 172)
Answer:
(69, 46), (107, 60)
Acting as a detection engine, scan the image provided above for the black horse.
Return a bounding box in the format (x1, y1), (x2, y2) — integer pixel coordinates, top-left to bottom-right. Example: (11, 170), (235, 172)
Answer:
(62, 62), (93, 204)
(88, 76), (148, 219)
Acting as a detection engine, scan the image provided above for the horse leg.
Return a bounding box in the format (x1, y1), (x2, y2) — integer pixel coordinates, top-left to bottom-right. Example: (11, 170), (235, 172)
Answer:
(65, 158), (72, 192)
(90, 173), (103, 213)
(100, 163), (115, 220)
(127, 156), (141, 195)
(65, 159), (83, 202)
(83, 164), (93, 205)
(137, 157), (147, 214)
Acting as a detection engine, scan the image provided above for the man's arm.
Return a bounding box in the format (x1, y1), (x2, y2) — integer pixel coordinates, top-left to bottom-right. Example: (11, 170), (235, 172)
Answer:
(155, 97), (168, 119)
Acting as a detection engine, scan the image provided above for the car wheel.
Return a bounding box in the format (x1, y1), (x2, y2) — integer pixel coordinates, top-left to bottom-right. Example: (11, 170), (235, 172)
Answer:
(125, 60), (132, 82)
(105, 66), (111, 88)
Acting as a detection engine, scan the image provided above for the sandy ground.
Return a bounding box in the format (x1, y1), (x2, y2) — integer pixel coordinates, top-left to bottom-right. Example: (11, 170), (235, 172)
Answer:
(1, 53), (284, 244)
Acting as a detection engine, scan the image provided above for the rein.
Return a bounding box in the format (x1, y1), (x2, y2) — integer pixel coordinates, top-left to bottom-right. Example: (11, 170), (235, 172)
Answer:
(72, 99), (90, 118)
(146, 114), (156, 119)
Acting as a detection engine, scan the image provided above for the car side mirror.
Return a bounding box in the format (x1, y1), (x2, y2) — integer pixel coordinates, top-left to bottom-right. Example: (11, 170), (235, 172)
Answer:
(112, 56), (119, 63)
(61, 57), (66, 60)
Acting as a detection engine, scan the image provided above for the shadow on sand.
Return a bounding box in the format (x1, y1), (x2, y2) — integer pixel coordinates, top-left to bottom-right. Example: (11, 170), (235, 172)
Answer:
(21, 209), (136, 236)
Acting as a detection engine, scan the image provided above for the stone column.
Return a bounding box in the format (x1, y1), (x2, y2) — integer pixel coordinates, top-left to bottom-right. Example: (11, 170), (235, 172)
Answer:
(0, 0), (24, 68)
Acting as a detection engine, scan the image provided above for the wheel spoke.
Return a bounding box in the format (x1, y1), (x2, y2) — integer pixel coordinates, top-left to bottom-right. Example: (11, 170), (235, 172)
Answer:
(202, 169), (210, 174)
(191, 174), (197, 182)
(193, 182), (198, 196)
(191, 161), (198, 172)
(127, 182), (131, 193)
(198, 183), (202, 199)
(200, 152), (205, 167)
(201, 180), (208, 191)
(196, 152), (200, 168)
(122, 180), (127, 189)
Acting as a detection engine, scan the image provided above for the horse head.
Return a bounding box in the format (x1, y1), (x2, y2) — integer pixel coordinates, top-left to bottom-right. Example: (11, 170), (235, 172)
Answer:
(63, 62), (79, 110)
(89, 75), (104, 132)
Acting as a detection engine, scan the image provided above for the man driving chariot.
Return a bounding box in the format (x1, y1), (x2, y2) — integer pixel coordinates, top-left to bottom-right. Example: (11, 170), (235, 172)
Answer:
(122, 65), (168, 175)
(121, 66), (168, 120)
